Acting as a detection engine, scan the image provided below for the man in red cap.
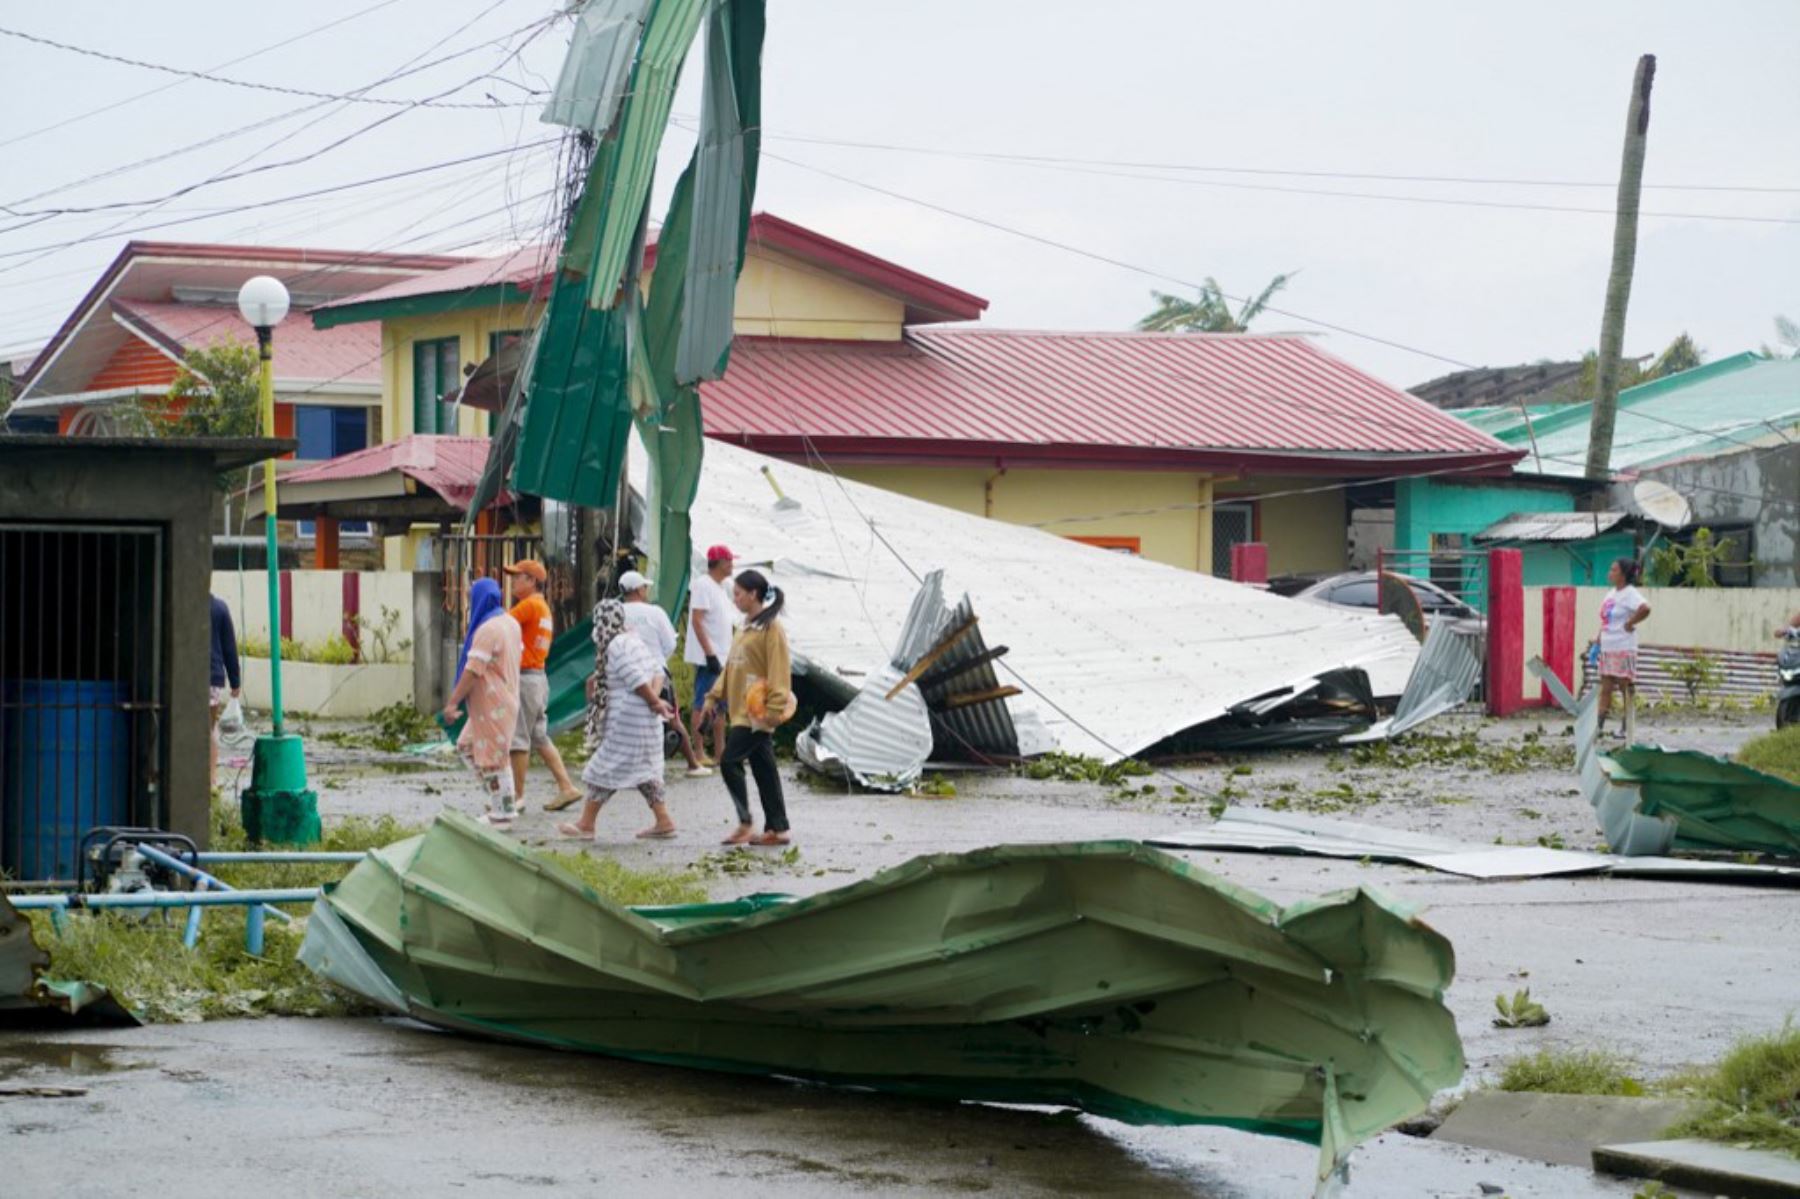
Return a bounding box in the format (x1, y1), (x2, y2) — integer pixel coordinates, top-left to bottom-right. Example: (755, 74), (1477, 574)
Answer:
(685, 544), (735, 766)
(503, 559), (582, 809)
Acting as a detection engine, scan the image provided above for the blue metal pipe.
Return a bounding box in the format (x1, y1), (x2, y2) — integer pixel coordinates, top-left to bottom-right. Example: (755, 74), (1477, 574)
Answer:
(133, 844), (294, 925)
(194, 852), (365, 864)
(184, 880), (207, 949)
(245, 904), (266, 956)
(9, 889), (319, 910)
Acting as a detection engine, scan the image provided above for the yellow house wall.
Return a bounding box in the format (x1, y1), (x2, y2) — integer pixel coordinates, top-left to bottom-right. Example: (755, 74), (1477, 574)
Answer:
(836, 465), (1349, 577)
(642, 249), (905, 341)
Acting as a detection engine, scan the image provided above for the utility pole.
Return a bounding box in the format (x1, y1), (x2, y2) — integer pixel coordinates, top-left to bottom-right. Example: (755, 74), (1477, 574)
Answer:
(1586, 53), (1656, 481)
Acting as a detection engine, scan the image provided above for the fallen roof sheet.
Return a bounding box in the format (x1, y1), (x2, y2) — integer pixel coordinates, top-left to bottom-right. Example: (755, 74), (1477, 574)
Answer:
(653, 436), (1422, 761)
(1345, 619), (1484, 743)
(1535, 657), (1800, 858)
(1149, 807), (1800, 884)
(302, 811), (1465, 1183)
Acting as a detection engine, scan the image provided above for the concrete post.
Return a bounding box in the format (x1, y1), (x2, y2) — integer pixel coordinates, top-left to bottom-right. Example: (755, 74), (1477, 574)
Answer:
(412, 570), (445, 712)
(1486, 549), (1525, 716)
(1540, 586), (1577, 707)
(1230, 542), (1269, 584)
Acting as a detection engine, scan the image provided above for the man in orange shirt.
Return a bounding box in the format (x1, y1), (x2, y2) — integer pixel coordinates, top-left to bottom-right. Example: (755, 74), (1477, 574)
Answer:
(503, 560), (582, 809)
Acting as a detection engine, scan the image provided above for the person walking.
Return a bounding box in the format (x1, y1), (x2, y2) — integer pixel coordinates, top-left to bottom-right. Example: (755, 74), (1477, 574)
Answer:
(706, 569), (795, 847)
(620, 570), (712, 778)
(685, 545), (735, 766)
(558, 599), (679, 841)
(500, 559), (583, 811)
(1595, 557), (1652, 741)
(442, 577), (523, 825)
(208, 594), (242, 790)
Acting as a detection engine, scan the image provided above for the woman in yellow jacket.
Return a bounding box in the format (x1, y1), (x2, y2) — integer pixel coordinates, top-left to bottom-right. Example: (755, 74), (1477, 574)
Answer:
(706, 569), (795, 846)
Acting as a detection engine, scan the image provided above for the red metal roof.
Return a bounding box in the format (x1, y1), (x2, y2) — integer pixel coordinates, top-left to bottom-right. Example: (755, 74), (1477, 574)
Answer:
(114, 299), (380, 384)
(699, 330), (1522, 474)
(309, 244), (556, 314)
(314, 213), (989, 326)
(282, 434), (499, 507)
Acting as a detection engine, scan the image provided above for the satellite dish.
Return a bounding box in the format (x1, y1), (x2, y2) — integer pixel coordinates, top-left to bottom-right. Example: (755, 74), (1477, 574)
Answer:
(1632, 480), (1693, 529)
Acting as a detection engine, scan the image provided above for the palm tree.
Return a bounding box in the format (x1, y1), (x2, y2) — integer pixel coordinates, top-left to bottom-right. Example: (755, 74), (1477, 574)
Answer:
(1761, 315), (1800, 359)
(1137, 272), (1297, 333)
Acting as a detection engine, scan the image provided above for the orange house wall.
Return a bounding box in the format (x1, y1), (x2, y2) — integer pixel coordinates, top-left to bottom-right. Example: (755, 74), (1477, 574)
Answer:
(89, 338), (179, 391)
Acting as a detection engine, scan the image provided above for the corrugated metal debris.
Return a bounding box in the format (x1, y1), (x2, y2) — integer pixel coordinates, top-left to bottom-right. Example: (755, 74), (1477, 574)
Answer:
(1345, 619), (1484, 743)
(797, 571), (1020, 790)
(305, 811), (1466, 1184)
(1536, 657), (1800, 859)
(644, 436), (1423, 762)
(1151, 807), (1800, 885)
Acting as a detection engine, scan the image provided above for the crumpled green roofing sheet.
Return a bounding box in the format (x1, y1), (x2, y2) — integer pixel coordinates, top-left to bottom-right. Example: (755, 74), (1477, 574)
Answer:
(302, 813), (1463, 1181)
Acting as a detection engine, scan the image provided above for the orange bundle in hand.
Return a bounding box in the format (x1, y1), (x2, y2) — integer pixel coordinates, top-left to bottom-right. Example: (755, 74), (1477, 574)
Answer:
(746, 679), (770, 721)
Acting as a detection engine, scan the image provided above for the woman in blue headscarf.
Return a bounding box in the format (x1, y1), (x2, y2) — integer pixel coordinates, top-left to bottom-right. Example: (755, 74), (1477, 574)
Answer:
(456, 577), (506, 682)
(443, 576), (522, 824)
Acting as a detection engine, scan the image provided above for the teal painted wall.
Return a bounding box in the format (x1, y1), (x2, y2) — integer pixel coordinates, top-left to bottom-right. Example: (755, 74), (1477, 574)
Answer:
(1394, 479), (1635, 592)
(1394, 478), (1573, 551)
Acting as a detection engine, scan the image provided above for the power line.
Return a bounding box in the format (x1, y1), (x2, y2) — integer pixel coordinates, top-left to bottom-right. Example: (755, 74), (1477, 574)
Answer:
(762, 149), (1478, 370)
(686, 119), (1800, 196)
(0, 0), (406, 151)
(2, 10), (557, 218)
(0, 23), (543, 110)
(0, 139), (559, 265)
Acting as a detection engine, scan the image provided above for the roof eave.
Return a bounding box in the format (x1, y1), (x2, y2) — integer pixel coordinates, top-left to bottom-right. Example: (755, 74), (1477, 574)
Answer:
(310, 282), (526, 329)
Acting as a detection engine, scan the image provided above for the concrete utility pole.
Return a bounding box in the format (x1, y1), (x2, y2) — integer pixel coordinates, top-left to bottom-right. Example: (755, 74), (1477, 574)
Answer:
(1586, 53), (1656, 481)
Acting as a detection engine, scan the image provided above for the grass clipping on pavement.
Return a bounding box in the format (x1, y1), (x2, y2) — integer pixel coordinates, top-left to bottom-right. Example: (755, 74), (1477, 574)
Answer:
(27, 801), (707, 1023)
(1497, 1024), (1800, 1158)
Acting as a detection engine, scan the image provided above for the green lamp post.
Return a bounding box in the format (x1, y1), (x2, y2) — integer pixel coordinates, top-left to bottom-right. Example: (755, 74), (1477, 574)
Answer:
(237, 274), (320, 845)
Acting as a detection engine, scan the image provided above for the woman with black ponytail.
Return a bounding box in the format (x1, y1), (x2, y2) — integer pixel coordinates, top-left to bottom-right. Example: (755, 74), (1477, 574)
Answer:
(704, 569), (796, 845)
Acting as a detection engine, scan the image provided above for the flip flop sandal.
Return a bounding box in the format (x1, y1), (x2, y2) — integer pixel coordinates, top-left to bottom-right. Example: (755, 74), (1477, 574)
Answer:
(720, 830), (753, 846)
(636, 828), (678, 840)
(748, 832), (791, 847)
(544, 791), (585, 812)
(555, 821), (596, 840)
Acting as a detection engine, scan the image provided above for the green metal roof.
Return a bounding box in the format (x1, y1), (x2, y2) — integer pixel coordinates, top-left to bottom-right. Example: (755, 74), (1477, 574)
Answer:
(1464, 353), (1800, 478)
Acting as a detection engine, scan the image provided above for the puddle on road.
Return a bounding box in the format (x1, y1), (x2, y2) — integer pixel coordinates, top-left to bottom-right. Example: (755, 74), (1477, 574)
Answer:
(0, 1041), (150, 1079)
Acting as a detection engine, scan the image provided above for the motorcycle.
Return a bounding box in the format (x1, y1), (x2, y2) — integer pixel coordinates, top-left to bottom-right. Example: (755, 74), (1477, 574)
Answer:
(1779, 629), (1800, 729)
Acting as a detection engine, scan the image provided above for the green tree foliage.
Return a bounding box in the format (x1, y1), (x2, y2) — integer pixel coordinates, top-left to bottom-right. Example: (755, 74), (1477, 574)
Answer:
(120, 338), (262, 437)
(1645, 527), (1743, 588)
(1137, 272), (1297, 333)
(1573, 331), (1707, 402)
(1760, 314), (1800, 359)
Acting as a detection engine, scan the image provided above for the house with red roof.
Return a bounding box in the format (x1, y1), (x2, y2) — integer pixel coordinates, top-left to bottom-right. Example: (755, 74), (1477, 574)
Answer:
(9, 241), (468, 452)
(311, 213), (1520, 577)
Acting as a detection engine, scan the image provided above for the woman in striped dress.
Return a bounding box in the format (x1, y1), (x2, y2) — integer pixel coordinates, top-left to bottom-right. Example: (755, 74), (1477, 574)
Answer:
(557, 600), (678, 841)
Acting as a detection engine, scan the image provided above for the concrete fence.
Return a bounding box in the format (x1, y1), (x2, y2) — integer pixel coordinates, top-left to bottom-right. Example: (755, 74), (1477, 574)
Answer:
(1517, 585), (1800, 707)
(211, 570), (447, 717)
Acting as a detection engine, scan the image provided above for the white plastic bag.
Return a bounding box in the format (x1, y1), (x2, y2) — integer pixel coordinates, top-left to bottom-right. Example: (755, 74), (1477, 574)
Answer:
(218, 696), (246, 738)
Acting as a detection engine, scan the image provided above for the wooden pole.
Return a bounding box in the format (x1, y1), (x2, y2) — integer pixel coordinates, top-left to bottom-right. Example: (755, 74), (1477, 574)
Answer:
(1585, 53), (1656, 482)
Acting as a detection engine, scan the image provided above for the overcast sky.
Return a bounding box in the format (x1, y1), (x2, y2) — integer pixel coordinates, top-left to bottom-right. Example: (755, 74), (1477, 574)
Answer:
(3, 0), (1797, 386)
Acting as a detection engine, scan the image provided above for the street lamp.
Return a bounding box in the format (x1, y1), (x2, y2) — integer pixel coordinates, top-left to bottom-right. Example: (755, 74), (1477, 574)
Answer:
(236, 275), (319, 845)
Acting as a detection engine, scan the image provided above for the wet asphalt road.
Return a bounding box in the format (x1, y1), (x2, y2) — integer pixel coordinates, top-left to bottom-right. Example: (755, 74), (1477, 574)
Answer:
(7, 710), (1786, 1196)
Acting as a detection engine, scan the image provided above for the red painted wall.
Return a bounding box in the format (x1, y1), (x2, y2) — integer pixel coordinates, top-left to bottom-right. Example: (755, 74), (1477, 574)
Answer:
(1486, 549), (1525, 716)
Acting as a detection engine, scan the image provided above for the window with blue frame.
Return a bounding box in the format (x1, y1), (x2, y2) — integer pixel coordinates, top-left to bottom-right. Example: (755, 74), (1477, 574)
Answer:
(294, 405), (371, 536)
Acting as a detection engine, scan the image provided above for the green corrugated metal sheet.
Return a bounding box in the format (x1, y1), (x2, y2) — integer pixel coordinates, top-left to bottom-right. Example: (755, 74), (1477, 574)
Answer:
(1469, 354), (1800, 478)
(303, 812), (1465, 1183)
(539, 0), (654, 134)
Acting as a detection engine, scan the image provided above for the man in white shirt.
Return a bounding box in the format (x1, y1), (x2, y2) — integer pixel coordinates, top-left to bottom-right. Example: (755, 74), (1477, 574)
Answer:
(621, 570), (712, 778)
(685, 544), (735, 766)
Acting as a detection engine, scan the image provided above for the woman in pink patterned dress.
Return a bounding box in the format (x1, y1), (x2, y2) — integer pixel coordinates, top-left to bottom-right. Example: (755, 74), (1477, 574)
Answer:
(442, 577), (523, 824)
(1595, 558), (1651, 741)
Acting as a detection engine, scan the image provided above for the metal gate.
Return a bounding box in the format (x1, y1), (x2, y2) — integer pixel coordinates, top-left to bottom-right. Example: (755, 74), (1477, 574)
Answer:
(1212, 503), (1255, 577)
(0, 524), (164, 883)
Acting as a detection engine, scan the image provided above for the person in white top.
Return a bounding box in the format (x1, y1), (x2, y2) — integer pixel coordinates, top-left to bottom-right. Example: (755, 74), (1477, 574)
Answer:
(1595, 557), (1652, 741)
(619, 570), (712, 778)
(684, 545), (735, 766)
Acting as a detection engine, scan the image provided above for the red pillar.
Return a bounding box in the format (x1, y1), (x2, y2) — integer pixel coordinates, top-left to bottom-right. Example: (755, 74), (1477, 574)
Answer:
(1485, 549), (1524, 716)
(1540, 586), (1577, 707)
(314, 517), (341, 569)
(1230, 542), (1269, 584)
(341, 571), (362, 663)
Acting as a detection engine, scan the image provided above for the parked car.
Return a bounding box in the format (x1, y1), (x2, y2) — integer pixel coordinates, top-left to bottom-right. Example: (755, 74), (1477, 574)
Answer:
(1290, 571), (1483, 625)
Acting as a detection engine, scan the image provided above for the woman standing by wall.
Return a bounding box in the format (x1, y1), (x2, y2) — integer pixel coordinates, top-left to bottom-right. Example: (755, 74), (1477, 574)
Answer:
(708, 570), (796, 847)
(1595, 557), (1652, 741)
